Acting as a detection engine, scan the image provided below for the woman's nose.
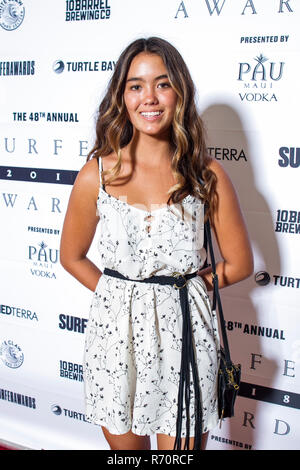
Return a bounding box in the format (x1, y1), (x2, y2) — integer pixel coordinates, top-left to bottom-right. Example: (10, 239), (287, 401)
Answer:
(143, 86), (158, 104)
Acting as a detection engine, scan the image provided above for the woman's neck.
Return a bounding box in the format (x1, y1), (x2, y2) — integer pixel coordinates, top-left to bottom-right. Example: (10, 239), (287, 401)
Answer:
(126, 132), (174, 167)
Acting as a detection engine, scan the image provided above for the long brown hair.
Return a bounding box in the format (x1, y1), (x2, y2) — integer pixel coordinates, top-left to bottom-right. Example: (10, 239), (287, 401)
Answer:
(87, 37), (217, 218)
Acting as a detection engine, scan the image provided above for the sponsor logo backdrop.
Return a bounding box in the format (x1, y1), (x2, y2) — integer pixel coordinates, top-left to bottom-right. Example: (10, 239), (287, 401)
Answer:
(0, 0), (299, 450)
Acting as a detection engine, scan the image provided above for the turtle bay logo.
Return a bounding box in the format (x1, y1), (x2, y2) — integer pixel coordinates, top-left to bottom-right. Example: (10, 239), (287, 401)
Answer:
(51, 404), (62, 415)
(0, 340), (24, 368)
(53, 59), (115, 73)
(51, 404), (88, 422)
(53, 60), (65, 74)
(0, 0), (25, 31)
(29, 241), (59, 279)
(255, 271), (300, 288)
(255, 271), (271, 286)
(238, 53), (285, 102)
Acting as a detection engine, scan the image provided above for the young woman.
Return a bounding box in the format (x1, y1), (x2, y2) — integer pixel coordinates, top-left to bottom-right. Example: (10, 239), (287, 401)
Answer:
(60, 37), (253, 451)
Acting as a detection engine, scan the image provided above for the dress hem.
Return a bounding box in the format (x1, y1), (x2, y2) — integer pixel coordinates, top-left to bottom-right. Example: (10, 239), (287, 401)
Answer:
(84, 414), (219, 437)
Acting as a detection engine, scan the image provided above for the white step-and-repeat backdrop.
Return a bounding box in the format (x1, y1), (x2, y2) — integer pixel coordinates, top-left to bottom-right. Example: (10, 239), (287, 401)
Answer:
(0, 0), (299, 450)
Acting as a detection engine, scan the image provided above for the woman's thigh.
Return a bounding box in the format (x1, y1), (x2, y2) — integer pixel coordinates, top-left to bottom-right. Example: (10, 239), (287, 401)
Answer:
(156, 431), (209, 450)
(102, 426), (151, 450)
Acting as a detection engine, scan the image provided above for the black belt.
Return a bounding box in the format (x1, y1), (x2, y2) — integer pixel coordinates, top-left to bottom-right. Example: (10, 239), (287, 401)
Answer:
(103, 267), (203, 450)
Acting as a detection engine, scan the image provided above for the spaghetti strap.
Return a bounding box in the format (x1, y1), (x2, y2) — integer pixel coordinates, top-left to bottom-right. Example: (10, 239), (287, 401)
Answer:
(97, 156), (104, 190)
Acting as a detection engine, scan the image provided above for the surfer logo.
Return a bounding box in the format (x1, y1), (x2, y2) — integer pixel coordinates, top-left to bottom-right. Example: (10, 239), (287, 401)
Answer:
(0, 0), (25, 31)
(0, 340), (24, 368)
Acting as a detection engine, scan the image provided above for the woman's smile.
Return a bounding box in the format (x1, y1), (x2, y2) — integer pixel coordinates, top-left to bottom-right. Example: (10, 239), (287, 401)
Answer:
(140, 110), (164, 121)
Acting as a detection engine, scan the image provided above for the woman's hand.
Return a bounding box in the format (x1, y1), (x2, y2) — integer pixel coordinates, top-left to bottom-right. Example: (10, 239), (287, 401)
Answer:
(60, 158), (102, 291)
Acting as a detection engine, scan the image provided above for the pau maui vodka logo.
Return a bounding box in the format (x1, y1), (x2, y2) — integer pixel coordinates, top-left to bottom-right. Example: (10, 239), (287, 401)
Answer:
(238, 53), (285, 102)
(0, 0), (25, 31)
(28, 240), (59, 279)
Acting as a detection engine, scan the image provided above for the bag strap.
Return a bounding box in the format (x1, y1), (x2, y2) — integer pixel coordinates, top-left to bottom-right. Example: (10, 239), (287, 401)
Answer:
(204, 202), (232, 364)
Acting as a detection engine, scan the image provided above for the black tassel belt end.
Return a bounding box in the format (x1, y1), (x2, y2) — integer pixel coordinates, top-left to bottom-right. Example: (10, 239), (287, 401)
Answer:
(102, 267), (203, 450)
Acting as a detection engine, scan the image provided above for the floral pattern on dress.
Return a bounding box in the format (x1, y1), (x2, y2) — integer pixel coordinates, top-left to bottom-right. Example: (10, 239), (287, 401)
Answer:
(83, 157), (220, 437)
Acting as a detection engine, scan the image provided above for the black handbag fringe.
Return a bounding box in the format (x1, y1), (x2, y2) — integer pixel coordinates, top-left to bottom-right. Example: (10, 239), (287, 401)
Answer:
(173, 285), (203, 450)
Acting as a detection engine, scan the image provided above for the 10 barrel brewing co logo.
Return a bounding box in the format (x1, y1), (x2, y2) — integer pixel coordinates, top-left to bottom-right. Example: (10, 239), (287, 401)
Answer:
(0, 0), (25, 31)
(275, 209), (300, 234)
(65, 0), (111, 22)
(237, 53), (285, 102)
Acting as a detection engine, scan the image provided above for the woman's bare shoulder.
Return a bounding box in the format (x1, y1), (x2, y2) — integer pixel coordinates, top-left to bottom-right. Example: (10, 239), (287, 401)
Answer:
(72, 157), (100, 193)
(205, 156), (238, 196)
(205, 155), (229, 180)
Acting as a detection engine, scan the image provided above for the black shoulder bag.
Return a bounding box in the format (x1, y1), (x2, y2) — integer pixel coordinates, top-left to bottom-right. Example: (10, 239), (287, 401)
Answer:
(204, 205), (241, 423)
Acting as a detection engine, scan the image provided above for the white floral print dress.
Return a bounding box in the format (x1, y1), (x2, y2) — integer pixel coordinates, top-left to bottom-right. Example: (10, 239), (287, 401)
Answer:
(83, 157), (220, 437)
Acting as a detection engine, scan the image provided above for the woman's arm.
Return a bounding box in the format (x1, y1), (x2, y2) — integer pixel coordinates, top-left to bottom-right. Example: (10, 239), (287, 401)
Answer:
(60, 158), (102, 292)
(199, 158), (254, 291)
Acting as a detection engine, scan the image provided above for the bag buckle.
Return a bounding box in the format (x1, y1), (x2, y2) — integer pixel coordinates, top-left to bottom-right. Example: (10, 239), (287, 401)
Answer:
(172, 272), (187, 289)
(226, 366), (240, 390)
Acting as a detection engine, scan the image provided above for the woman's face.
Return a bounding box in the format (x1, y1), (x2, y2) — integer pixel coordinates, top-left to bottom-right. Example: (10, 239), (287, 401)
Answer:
(123, 52), (178, 139)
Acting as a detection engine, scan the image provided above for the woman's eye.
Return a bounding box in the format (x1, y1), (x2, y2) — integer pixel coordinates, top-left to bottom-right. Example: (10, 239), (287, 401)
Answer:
(130, 84), (141, 91)
(158, 82), (171, 88)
